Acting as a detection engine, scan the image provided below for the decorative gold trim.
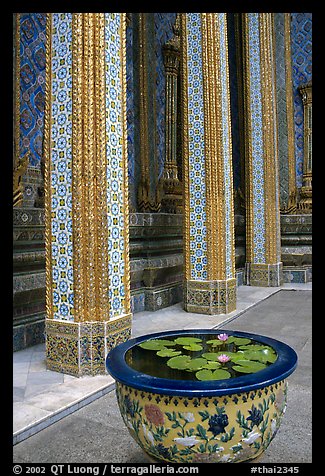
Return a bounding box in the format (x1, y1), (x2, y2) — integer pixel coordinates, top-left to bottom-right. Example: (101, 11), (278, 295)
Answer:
(44, 13), (53, 320)
(14, 13), (21, 172)
(120, 12), (132, 315)
(201, 13), (218, 280)
(241, 14), (254, 263)
(13, 152), (29, 207)
(223, 13), (236, 280)
(161, 18), (182, 213)
(283, 13), (297, 214)
(72, 13), (84, 322)
(297, 81), (312, 213)
(234, 14), (246, 202)
(260, 13), (278, 264)
(137, 13), (150, 212)
(180, 13), (191, 281)
(94, 13), (109, 321)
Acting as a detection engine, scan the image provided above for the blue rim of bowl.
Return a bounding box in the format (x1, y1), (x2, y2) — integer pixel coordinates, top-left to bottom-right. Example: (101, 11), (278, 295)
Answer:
(106, 329), (298, 397)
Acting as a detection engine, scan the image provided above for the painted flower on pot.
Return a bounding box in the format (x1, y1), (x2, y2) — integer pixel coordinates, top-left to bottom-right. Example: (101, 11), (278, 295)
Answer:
(242, 430), (261, 445)
(180, 412), (195, 423)
(173, 436), (202, 447)
(142, 423), (155, 445)
(124, 395), (135, 418)
(144, 404), (165, 426)
(208, 412), (229, 435)
(247, 405), (263, 427)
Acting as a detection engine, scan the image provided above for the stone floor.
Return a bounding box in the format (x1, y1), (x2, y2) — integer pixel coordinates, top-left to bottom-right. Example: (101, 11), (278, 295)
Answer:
(13, 282), (311, 458)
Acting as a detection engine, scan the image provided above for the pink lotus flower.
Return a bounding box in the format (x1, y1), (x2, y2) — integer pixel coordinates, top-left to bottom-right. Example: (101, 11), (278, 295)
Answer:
(218, 354), (231, 363)
(218, 333), (229, 341)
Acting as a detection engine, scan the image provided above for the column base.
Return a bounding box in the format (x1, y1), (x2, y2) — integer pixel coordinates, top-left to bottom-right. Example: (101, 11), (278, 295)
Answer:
(184, 278), (236, 315)
(245, 262), (283, 287)
(45, 313), (132, 376)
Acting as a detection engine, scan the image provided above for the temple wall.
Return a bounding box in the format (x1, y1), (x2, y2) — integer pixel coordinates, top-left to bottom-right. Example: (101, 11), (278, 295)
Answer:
(13, 12), (312, 353)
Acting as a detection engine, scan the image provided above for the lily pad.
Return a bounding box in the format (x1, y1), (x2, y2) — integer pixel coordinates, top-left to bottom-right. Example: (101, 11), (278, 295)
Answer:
(232, 360), (267, 374)
(138, 341), (166, 351)
(239, 344), (273, 351)
(196, 369), (231, 381)
(182, 343), (203, 352)
(203, 361), (222, 370)
(227, 336), (252, 345)
(201, 352), (221, 361)
(156, 349), (182, 358)
(206, 339), (225, 347)
(167, 355), (192, 370)
(174, 337), (203, 346)
(186, 358), (208, 371)
(241, 349), (277, 364)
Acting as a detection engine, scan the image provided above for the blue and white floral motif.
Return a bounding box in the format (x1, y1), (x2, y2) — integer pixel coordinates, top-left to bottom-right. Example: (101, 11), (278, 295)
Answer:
(105, 13), (127, 318)
(186, 13), (207, 281)
(247, 13), (266, 263)
(50, 13), (74, 321)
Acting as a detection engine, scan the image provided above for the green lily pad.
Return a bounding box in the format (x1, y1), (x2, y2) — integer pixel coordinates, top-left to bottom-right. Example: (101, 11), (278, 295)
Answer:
(201, 352), (221, 361)
(227, 336), (252, 345)
(196, 369), (231, 381)
(203, 361), (222, 370)
(156, 349), (182, 358)
(206, 339), (225, 347)
(138, 341), (166, 351)
(232, 360), (267, 374)
(182, 343), (203, 352)
(186, 358), (207, 371)
(174, 337), (203, 346)
(166, 355), (192, 369)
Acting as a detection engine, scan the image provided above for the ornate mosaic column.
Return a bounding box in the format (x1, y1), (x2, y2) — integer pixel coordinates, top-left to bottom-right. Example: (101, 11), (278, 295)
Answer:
(242, 13), (283, 287)
(44, 13), (132, 376)
(181, 13), (236, 314)
(160, 14), (182, 214)
(297, 81), (312, 212)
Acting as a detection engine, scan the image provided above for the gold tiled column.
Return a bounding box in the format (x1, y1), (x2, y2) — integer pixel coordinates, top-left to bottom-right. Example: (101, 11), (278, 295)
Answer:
(242, 13), (283, 286)
(181, 13), (236, 314)
(44, 13), (131, 376)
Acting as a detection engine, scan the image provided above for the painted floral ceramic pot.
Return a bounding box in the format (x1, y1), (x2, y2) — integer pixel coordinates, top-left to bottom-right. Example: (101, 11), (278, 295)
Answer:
(106, 329), (297, 463)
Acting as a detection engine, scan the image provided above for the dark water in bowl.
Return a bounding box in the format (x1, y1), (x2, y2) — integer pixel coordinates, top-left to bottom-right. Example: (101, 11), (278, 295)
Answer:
(125, 333), (276, 381)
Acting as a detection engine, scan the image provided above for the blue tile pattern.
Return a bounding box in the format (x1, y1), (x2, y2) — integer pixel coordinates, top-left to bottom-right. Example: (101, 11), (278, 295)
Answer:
(50, 13), (74, 321)
(19, 14), (47, 166)
(186, 14), (208, 280)
(291, 13), (312, 188)
(247, 13), (266, 264)
(219, 13), (234, 279)
(104, 13), (127, 318)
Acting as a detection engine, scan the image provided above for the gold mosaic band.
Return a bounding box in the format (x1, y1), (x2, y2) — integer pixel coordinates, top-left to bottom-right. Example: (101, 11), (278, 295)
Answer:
(137, 13), (150, 212)
(180, 13), (191, 282)
(14, 13), (21, 171)
(260, 13), (280, 265)
(120, 13), (132, 316)
(71, 14), (110, 322)
(44, 14), (53, 320)
(46, 314), (132, 376)
(184, 278), (237, 315)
